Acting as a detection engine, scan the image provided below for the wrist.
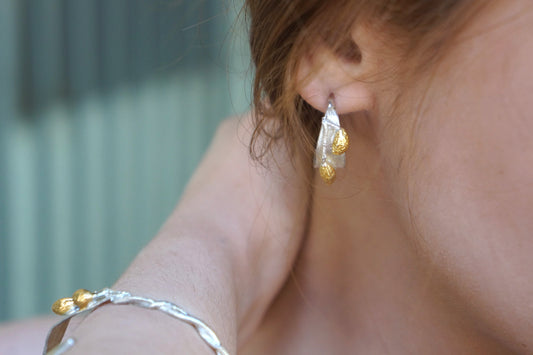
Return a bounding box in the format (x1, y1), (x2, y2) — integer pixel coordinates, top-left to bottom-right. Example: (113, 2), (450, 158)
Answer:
(67, 304), (212, 354)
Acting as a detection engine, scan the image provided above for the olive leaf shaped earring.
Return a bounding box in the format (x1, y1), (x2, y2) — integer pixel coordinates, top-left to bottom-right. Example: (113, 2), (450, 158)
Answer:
(314, 99), (349, 184)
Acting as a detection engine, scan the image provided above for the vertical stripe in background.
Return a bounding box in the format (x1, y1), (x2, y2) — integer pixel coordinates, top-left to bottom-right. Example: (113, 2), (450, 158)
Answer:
(0, 0), (18, 321)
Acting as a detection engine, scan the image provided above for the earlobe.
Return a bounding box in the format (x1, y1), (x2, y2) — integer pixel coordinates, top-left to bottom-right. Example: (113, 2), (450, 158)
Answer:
(295, 36), (376, 115)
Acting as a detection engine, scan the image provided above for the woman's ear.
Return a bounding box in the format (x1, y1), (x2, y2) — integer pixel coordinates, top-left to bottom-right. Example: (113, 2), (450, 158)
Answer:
(296, 27), (378, 115)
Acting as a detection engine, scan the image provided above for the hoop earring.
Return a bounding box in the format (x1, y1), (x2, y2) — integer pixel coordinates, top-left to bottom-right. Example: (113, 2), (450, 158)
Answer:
(314, 99), (349, 184)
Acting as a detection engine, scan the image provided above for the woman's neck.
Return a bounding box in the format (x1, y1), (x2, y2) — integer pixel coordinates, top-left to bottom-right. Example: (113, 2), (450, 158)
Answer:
(242, 116), (512, 354)
(291, 117), (511, 353)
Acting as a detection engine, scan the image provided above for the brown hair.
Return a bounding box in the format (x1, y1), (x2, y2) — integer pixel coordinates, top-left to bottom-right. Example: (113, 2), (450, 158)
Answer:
(245, 0), (480, 164)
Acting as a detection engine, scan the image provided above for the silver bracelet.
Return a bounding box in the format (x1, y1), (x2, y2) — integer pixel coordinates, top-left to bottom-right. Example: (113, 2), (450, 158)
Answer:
(43, 288), (230, 355)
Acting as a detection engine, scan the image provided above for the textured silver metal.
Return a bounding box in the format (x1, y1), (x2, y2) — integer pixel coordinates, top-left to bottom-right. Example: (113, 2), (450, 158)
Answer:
(314, 100), (346, 169)
(43, 288), (229, 355)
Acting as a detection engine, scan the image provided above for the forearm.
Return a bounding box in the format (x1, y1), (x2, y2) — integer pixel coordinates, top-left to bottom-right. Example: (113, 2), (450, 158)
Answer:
(0, 316), (58, 355)
(51, 116), (310, 354)
(68, 227), (239, 354)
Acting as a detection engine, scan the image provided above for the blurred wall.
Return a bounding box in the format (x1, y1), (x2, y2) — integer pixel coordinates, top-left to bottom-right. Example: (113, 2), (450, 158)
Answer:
(0, 0), (250, 321)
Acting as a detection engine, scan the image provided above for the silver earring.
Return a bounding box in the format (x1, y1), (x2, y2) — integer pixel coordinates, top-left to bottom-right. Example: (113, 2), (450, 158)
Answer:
(314, 99), (349, 184)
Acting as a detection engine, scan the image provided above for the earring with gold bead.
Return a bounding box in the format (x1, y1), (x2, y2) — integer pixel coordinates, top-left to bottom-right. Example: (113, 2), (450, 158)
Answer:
(314, 98), (350, 184)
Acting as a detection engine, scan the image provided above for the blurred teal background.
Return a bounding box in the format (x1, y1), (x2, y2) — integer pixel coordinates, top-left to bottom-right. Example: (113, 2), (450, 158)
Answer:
(0, 0), (250, 321)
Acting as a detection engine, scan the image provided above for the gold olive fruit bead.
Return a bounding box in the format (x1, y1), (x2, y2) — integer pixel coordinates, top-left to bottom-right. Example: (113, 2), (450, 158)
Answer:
(52, 297), (76, 315)
(332, 128), (349, 155)
(319, 162), (336, 185)
(72, 289), (94, 309)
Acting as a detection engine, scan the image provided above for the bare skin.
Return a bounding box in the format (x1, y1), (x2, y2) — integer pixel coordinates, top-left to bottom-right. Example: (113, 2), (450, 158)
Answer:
(0, 316), (58, 354)
(63, 117), (310, 354)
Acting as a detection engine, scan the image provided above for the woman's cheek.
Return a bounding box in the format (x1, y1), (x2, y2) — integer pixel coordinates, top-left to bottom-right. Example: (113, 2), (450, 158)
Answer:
(402, 65), (533, 347)
(379, 3), (533, 347)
